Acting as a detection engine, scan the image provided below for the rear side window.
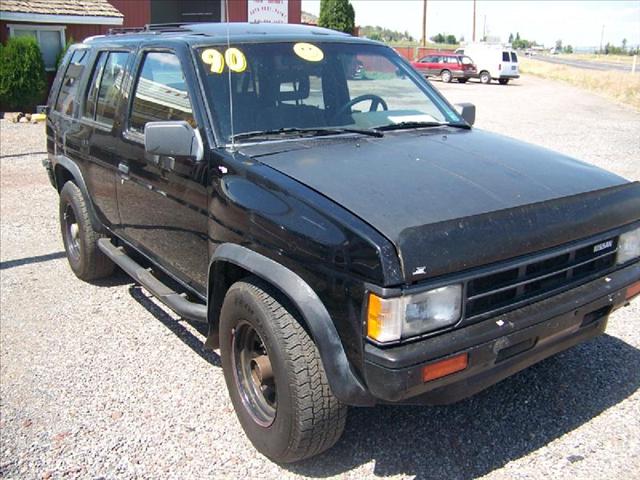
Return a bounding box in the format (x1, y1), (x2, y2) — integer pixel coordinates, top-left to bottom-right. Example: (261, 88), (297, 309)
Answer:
(502, 51), (511, 62)
(54, 49), (90, 116)
(510, 52), (518, 63)
(129, 52), (195, 133)
(84, 51), (130, 126)
(445, 56), (459, 64)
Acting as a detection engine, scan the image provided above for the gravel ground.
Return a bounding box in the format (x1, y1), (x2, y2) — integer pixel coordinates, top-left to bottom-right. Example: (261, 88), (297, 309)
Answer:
(1, 74), (639, 480)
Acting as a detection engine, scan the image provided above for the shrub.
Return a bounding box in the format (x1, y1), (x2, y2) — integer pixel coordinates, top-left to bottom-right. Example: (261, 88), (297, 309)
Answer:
(0, 36), (47, 111)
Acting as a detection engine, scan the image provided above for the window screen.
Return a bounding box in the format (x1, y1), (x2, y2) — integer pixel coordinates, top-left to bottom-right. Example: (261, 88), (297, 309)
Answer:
(55, 49), (90, 116)
(129, 52), (195, 132)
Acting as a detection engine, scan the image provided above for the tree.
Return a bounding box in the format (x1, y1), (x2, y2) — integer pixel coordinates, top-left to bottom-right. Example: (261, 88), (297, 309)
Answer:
(555, 39), (563, 51)
(508, 33), (514, 43)
(516, 32), (521, 42)
(622, 38), (628, 51)
(431, 33), (445, 43)
(0, 36), (46, 111)
(318, 0), (355, 34)
(445, 34), (457, 45)
(563, 44), (573, 54)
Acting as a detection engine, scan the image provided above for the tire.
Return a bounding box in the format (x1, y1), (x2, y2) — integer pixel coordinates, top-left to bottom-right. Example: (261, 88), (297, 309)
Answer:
(498, 78), (510, 85)
(219, 277), (347, 463)
(480, 71), (491, 84)
(59, 181), (114, 281)
(440, 69), (452, 83)
(457, 78), (468, 83)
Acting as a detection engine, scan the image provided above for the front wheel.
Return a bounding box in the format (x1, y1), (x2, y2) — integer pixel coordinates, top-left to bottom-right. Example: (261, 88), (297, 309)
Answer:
(498, 78), (510, 85)
(479, 71), (491, 84)
(441, 69), (452, 83)
(219, 277), (347, 463)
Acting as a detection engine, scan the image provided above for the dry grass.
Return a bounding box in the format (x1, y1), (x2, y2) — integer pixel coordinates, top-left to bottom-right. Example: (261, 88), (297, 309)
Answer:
(520, 58), (640, 110)
(556, 53), (636, 66)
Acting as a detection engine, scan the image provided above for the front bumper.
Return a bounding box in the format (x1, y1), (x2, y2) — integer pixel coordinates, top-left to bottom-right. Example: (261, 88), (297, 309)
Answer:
(363, 262), (640, 405)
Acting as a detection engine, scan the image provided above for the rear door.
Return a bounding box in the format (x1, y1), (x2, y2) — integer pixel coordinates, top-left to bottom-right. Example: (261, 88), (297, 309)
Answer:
(500, 50), (513, 76)
(81, 49), (133, 227)
(116, 46), (210, 293)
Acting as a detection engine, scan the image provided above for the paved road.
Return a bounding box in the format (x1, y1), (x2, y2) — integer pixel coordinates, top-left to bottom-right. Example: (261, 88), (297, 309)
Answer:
(530, 54), (635, 72)
(1, 75), (639, 479)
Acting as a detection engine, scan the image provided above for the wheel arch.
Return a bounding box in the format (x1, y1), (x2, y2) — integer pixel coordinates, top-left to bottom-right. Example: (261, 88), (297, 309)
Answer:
(207, 243), (375, 406)
(52, 156), (104, 233)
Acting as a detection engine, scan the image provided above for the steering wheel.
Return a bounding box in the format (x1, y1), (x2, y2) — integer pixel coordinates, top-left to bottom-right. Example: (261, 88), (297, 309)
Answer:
(334, 94), (388, 120)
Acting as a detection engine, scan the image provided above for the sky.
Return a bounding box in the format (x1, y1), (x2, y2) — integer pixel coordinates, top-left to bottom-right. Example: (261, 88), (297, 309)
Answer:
(301, 0), (640, 49)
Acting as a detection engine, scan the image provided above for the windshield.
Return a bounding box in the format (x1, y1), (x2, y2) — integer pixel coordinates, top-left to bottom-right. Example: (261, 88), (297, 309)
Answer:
(196, 42), (461, 143)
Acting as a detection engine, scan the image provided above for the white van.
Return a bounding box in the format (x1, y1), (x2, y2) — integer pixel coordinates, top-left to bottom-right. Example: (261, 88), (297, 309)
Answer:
(455, 44), (520, 84)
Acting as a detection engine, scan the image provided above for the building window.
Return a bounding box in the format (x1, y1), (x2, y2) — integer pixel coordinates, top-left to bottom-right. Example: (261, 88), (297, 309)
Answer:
(8, 24), (65, 71)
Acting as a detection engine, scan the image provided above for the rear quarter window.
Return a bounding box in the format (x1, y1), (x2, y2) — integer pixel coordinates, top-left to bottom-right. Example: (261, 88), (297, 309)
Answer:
(502, 51), (511, 62)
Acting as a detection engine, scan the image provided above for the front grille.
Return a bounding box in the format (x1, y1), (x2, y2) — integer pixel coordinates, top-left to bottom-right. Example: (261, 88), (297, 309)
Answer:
(465, 237), (618, 317)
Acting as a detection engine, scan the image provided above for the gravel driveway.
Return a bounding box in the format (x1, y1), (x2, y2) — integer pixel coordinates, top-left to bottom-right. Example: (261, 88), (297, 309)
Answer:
(1, 74), (639, 480)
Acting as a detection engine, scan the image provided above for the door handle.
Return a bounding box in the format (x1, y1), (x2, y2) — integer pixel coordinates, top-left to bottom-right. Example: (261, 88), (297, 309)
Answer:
(118, 162), (129, 175)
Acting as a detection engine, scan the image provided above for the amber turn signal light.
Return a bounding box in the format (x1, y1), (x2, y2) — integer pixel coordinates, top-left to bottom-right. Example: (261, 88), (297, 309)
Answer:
(626, 281), (640, 301)
(422, 353), (468, 382)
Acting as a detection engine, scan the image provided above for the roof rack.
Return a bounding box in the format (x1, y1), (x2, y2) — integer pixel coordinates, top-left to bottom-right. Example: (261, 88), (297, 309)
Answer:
(107, 23), (194, 36)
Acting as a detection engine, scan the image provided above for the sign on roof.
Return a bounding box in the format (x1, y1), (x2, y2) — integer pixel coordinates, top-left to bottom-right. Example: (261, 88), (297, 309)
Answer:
(248, 0), (288, 24)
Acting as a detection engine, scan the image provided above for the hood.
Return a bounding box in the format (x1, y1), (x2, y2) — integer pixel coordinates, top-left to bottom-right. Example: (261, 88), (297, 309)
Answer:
(239, 128), (637, 282)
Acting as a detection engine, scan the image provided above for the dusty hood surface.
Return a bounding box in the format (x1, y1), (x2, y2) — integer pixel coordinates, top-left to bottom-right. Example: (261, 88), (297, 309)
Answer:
(240, 128), (638, 282)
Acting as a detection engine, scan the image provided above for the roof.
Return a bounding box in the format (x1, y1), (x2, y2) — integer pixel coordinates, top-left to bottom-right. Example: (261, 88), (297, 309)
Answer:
(87, 22), (376, 46)
(0, 0), (123, 25)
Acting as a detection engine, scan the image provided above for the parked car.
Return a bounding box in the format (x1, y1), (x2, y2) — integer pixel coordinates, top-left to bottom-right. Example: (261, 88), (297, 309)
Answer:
(44, 23), (640, 464)
(456, 44), (519, 84)
(411, 53), (477, 83)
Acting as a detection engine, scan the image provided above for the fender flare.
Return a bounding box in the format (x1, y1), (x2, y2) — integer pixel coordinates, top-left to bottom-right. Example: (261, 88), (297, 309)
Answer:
(52, 155), (104, 233)
(210, 243), (375, 406)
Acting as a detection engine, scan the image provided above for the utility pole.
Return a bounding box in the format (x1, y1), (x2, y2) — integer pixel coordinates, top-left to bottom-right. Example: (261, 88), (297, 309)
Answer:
(599, 24), (605, 53)
(472, 0), (476, 42)
(422, 0), (427, 47)
(483, 15), (487, 41)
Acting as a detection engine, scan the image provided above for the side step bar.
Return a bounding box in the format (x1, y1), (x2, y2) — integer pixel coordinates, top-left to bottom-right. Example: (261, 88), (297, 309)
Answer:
(97, 238), (207, 323)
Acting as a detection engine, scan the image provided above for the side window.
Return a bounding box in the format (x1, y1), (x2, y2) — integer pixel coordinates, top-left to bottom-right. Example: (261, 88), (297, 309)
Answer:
(84, 53), (108, 119)
(83, 51), (129, 125)
(95, 52), (129, 125)
(129, 52), (195, 133)
(54, 49), (90, 116)
(502, 51), (511, 62)
(510, 52), (518, 63)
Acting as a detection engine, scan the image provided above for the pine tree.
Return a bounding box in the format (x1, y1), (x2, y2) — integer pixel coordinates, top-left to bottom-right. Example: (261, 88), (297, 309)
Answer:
(318, 0), (356, 34)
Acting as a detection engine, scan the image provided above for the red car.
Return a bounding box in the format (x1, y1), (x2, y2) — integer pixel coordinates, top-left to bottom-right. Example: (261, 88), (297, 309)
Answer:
(411, 53), (477, 83)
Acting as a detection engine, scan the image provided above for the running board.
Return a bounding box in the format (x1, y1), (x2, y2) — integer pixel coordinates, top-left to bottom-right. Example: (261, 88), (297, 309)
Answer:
(97, 238), (207, 323)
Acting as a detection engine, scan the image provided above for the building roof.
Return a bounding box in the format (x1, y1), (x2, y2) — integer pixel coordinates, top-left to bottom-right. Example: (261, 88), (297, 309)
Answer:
(0, 0), (123, 25)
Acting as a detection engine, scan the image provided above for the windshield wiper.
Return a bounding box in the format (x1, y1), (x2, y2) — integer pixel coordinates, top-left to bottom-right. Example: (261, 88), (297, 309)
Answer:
(377, 121), (470, 131)
(231, 126), (383, 142)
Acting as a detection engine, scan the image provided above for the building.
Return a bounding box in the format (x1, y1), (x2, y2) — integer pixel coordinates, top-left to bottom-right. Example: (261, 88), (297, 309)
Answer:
(0, 0), (301, 72)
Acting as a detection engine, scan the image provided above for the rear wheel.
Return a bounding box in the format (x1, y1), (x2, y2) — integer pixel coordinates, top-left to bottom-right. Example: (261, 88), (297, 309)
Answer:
(59, 181), (114, 281)
(457, 78), (468, 83)
(479, 71), (491, 84)
(441, 69), (452, 83)
(219, 277), (347, 463)
(498, 78), (510, 85)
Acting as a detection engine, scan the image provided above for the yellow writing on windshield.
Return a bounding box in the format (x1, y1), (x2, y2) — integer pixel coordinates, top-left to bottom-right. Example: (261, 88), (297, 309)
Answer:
(293, 43), (324, 62)
(201, 48), (247, 74)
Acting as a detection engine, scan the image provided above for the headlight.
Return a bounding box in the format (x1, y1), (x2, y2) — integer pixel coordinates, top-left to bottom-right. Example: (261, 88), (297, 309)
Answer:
(367, 284), (462, 343)
(617, 227), (640, 265)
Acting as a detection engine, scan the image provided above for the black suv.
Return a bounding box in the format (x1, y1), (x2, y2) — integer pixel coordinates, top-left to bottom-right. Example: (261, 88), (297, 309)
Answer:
(44, 23), (640, 463)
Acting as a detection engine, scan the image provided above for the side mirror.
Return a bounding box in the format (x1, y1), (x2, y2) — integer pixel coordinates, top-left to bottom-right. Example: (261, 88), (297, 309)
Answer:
(455, 102), (476, 126)
(144, 121), (203, 161)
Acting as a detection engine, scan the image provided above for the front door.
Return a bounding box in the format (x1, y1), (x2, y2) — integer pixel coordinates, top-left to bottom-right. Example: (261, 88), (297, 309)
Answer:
(116, 48), (210, 294)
